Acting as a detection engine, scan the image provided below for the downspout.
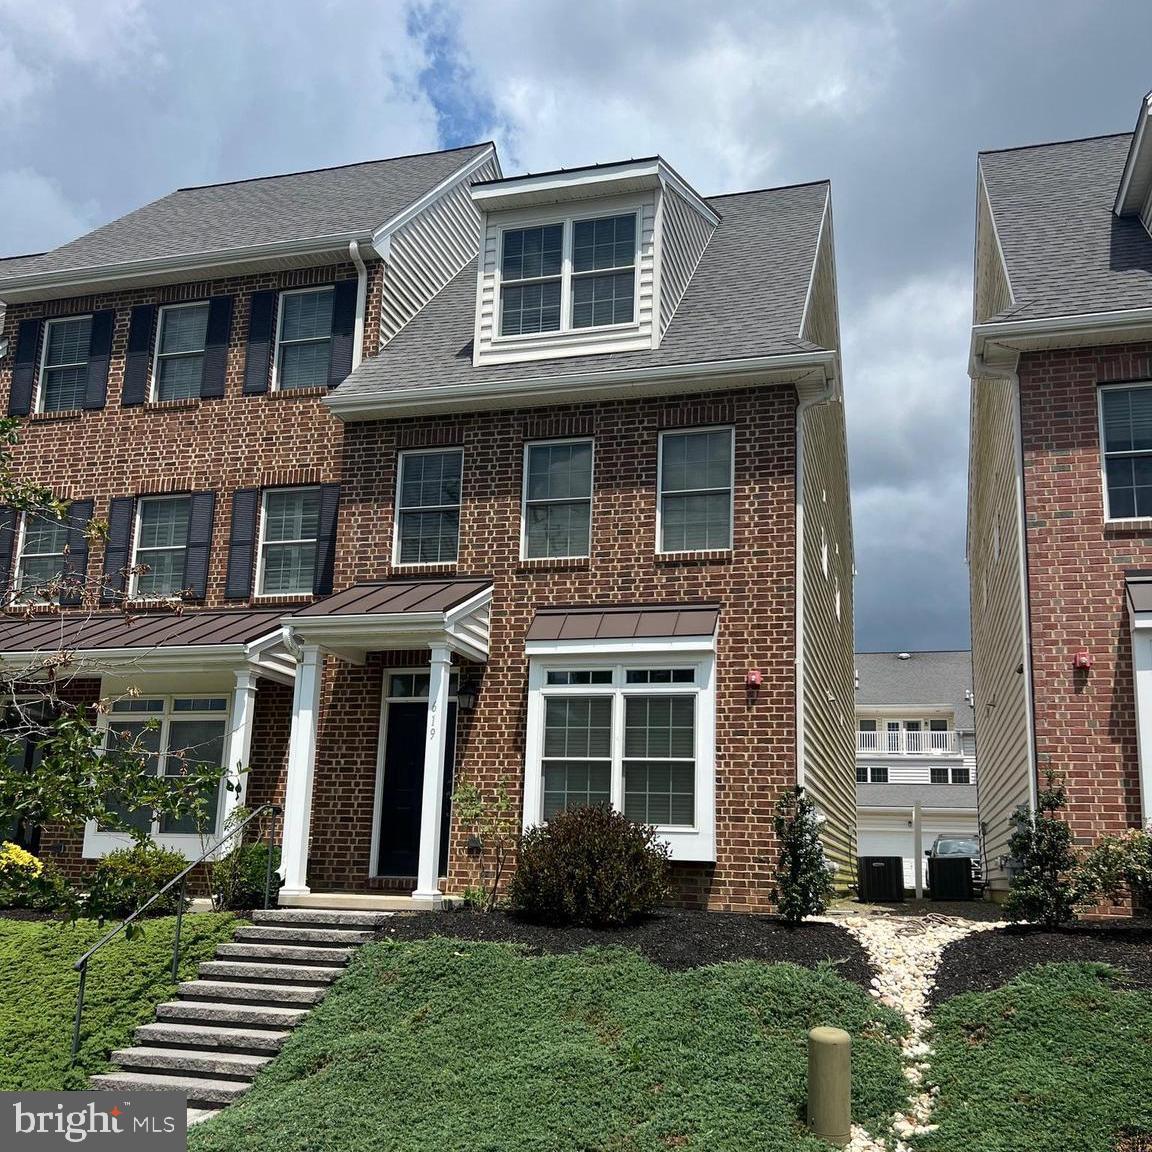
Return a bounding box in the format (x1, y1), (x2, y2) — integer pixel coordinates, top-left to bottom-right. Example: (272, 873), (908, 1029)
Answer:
(794, 365), (839, 788)
(971, 351), (1039, 813)
(348, 240), (368, 370)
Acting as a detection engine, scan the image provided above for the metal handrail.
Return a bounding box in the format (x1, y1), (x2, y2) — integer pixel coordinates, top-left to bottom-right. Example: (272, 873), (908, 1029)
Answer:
(70, 803), (282, 1062)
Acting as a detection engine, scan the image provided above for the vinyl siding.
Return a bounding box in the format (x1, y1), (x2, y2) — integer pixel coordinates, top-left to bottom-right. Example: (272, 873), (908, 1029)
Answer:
(855, 756), (977, 787)
(380, 155), (499, 345)
(974, 170), (1013, 323)
(1141, 191), (1152, 236)
(799, 188), (838, 351)
(968, 373), (1032, 888)
(658, 187), (715, 337)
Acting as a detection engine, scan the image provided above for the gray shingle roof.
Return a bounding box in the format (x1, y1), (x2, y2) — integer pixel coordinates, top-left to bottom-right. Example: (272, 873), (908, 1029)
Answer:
(0, 144), (492, 281)
(980, 134), (1152, 322)
(856, 783), (977, 810)
(331, 181), (829, 402)
(0, 252), (48, 277)
(854, 650), (974, 731)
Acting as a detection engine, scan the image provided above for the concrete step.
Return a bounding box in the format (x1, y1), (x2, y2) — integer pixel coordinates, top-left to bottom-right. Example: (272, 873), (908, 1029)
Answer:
(89, 1070), (250, 1108)
(198, 960), (339, 985)
(111, 1046), (271, 1081)
(156, 1000), (309, 1029)
(234, 925), (375, 946)
(135, 1021), (290, 1054)
(251, 908), (393, 929)
(178, 980), (326, 1007)
(215, 941), (352, 966)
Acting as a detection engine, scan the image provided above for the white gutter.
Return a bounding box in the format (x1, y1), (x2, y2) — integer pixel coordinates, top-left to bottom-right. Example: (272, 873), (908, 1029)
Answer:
(971, 306), (1152, 365)
(326, 349), (838, 420)
(348, 240), (368, 371)
(971, 352), (1038, 813)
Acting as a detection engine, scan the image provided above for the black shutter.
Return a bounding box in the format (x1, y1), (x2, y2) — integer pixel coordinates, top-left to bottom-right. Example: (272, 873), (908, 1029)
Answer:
(59, 498), (94, 607)
(225, 488), (260, 599)
(8, 319), (42, 416)
(327, 279), (358, 388)
(182, 491), (216, 601)
(83, 309), (115, 410)
(200, 297), (234, 399)
(243, 291), (277, 394)
(313, 484), (341, 595)
(0, 506), (16, 599)
(101, 497), (135, 603)
(121, 304), (156, 407)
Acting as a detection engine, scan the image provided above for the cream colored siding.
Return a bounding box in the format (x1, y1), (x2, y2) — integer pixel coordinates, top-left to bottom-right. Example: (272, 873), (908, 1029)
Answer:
(380, 155), (499, 345)
(855, 757), (976, 786)
(974, 170), (1013, 323)
(968, 374), (1032, 888)
(658, 188), (715, 337)
(474, 193), (657, 366)
(801, 395), (857, 878)
(800, 189), (838, 351)
(1141, 192), (1152, 236)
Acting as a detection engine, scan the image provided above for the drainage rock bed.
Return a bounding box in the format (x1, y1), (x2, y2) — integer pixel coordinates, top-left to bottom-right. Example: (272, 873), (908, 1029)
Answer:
(380, 908), (875, 985)
(932, 922), (1152, 1004)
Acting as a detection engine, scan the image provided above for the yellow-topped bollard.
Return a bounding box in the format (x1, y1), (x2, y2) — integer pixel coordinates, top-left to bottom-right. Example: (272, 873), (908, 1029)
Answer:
(807, 1025), (852, 1147)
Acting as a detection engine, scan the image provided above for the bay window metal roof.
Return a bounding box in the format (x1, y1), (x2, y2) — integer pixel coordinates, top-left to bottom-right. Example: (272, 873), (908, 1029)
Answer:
(525, 604), (720, 642)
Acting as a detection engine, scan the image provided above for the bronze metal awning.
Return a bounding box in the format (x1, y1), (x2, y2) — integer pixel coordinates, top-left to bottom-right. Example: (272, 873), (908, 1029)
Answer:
(525, 604), (720, 642)
(290, 580), (491, 618)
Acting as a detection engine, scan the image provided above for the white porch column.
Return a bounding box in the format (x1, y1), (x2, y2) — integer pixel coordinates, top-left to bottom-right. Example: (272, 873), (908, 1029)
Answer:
(221, 669), (259, 831)
(280, 643), (323, 897)
(414, 644), (452, 903)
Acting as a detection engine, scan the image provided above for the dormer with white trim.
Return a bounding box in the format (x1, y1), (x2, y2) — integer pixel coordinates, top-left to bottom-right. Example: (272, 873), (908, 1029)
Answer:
(469, 158), (719, 368)
(1115, 89), (1152, 235)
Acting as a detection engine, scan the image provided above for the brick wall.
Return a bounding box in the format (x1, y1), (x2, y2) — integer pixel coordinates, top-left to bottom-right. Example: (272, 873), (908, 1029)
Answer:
(1019, 342), (1152, 846)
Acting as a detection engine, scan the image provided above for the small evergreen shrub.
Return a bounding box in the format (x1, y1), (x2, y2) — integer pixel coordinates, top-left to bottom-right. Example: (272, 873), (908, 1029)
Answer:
(211, 841), (281, 911)
(771, 786), (835, 924)
(508, 805), (670, 926)
(1005, 773), (1082, 927)
(84, 844), (189, 922)
(0, 841), (68, 910)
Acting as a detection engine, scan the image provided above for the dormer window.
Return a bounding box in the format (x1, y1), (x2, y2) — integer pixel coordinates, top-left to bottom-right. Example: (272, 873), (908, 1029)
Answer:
(499, 212), (637, 337)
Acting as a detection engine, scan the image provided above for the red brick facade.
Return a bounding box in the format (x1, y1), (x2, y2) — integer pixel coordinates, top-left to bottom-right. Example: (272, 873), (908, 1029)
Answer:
(1018, 342), (1152, 844)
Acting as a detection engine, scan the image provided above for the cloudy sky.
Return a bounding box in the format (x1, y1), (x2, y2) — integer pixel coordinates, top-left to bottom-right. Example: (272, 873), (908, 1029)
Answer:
(1, 0), (1149, 651)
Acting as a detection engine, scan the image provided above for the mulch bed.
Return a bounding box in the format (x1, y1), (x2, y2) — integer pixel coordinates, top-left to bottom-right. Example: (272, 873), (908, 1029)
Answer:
(379, 908), (875, 987)
(932, 922), (1152, 1004)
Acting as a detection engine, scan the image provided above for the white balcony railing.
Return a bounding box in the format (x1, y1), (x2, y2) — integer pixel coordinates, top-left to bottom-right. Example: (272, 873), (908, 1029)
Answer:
(856, 729), (960, 755)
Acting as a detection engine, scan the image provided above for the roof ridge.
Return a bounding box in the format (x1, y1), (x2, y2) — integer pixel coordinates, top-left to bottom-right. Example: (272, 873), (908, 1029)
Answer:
(706, 178), (829, 203)
(979, 131), (1132, 158)
(175, 141), (494, 193)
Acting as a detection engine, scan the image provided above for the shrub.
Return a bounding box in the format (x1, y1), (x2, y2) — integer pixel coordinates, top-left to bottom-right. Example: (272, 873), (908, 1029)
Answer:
(771, 786), (836, 924)
(211, 841), (281, 911)
(84, 844), (189, 923)
(508, 805), (670, 927)
(0, 841), (68, 910)
(1077, 821), (1152, 909)
(1004, 773), (1083, 927)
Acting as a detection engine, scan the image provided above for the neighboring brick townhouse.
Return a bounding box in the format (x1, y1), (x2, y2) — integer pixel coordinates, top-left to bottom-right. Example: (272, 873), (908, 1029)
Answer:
(968, 90), (1152, 898)
(0, 141), (854, 912)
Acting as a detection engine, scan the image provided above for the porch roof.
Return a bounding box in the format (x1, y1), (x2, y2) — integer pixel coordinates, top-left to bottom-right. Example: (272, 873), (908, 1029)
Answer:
(525, 604), (720, 642)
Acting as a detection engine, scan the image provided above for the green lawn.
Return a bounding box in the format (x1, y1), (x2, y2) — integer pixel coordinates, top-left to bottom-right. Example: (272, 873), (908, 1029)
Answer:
(191, 938), (907, 1152)
(0, 913), (242, 1091)
(920, 963), (1152, 1152)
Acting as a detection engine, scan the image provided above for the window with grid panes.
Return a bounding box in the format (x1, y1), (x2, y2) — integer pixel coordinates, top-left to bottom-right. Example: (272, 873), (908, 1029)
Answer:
(132, 496), (190, 598)
(523, 440), (593, 558)
(40, 316), (91, 412)
(259, 488), (320, 595)
(659, 429), (733, 551)
(154, 303), (209, 401)
(276, 288), (334, 390)
(396, 450), (462, 564)
(15, 513), (70, 600)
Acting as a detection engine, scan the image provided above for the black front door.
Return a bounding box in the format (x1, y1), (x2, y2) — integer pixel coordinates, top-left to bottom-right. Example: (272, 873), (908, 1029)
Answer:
(376, 701), (456, 878)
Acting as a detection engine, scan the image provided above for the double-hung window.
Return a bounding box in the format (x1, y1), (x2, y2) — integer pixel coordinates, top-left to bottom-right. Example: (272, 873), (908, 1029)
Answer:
(39, 316), (91, 412)
(395, 450), (462, 564)
(527, 657), (715, 859)
(658, 428), (734, 552)
(1100, 383), (1152, 519)
(153, 303), (209, 401)
(522, 440), (593, 558)
(131, 496), (191, 599)
(499, 212), (637, 337)
(276, 287), (334, 390)
(14, 513), (71, 601)
(258, 487), (321, 596)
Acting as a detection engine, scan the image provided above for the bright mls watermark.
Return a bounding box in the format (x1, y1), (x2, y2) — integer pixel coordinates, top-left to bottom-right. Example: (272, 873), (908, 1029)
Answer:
(3, 1093), (186, 1149)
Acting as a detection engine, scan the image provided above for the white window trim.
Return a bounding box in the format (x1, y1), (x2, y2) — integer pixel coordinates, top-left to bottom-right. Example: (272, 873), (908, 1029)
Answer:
(655, 426), (735, 556)
(129, 494), (191, 602)
(271, 285), (335, 392)
(36, 314), (92, 414)
(82, 694), (232, 859)
(523, 651), (716, 861)
(493, 207), (642, 344)
(254, 485), (322, 599)
(151, 301), (209, 403)
(12, 510), (69, 604)
(520, 437), (595, 561)
(1099, 380), (1152, 523)
(392, 447), (464, 568)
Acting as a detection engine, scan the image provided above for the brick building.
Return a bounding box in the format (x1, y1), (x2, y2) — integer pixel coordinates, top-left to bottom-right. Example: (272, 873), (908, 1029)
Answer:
(968, 91), (1152, 895)
(0, 142), (854, 912)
